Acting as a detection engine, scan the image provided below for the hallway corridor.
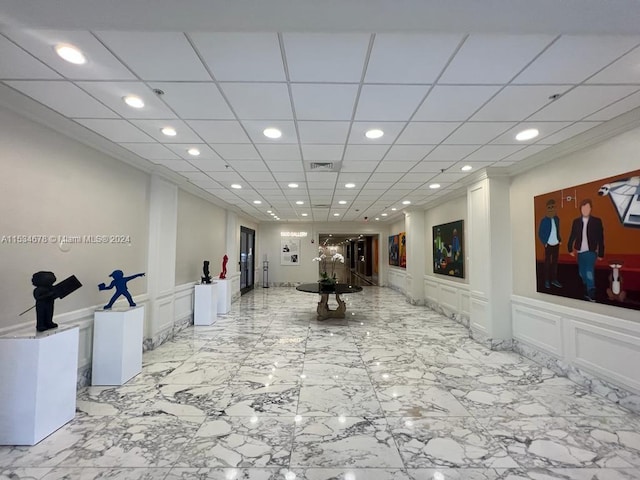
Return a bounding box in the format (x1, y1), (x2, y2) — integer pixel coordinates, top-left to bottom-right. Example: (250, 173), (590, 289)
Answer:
(1, 287), (639, 479)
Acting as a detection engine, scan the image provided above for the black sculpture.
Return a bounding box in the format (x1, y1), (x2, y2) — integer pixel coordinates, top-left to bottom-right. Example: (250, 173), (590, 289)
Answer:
(98, 270), (145, 309)
(31, 271), (82, 332)
(202, 261), (212, 284)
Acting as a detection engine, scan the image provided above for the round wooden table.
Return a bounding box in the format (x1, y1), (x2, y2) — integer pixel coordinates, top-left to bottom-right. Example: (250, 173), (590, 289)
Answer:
(295, 283), (363, 320)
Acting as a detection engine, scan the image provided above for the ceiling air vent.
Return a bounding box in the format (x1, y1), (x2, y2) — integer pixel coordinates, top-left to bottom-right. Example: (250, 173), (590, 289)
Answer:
(309, 162), (334, 171)
(312, 204), (332, 208)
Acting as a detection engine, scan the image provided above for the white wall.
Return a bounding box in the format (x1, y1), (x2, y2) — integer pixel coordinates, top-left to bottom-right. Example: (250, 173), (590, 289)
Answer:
(0, 107), (149, 330)
(175, 189), (227, 285)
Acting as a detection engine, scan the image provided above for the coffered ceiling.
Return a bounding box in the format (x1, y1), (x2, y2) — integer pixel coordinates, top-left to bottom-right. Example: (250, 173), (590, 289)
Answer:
(2, 1), (640, 223)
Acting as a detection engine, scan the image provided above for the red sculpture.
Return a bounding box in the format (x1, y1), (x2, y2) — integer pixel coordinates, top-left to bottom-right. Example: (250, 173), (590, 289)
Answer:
(219, 254), (228, 279)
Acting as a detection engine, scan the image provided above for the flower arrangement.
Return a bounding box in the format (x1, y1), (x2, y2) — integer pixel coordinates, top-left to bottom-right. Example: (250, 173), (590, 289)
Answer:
(312, 247), (345, 285)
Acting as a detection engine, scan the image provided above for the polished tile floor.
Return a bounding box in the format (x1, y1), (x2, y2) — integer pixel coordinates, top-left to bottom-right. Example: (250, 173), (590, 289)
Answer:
(2, 287), (640, 479)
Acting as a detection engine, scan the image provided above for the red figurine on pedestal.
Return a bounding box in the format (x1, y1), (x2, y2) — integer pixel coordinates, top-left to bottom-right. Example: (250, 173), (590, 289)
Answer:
(219, 254), (228, 279)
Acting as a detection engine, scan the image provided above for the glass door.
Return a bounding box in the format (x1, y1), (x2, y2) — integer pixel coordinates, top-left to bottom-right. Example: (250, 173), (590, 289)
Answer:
(240, 226), (255, 294)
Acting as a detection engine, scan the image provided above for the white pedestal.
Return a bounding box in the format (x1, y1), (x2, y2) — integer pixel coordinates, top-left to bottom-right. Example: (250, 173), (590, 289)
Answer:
(0, 325), (79, 445)
(215, 278), (232, 314)
(92, 306), (144, 386)
(194, 284), (217, 325)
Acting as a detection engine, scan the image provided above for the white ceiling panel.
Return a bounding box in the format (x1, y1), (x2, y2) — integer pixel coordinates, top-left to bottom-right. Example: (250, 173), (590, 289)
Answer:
(536, 122), (601, 145)
(514, 35), (640, 84)
(409, 161), (456, 173)
(301, 145), (344, 161)
(210, 171), (245, 182)
(243, 172), (278, 182)
(164, 143), (221, 160)
(297, 121), (350, 144)
(375, 162), (416, 173)
(283, 33), (370, 82)
(401, 171), (439, 181)
(462, 145), (525, 162)
(0, 35), (60, 79)
(213, 144), (261, 160)
(226, 160), (269, 172)
(189, 158), (230, 172)
(424, 145), (479, 161)
(451, 161), (493, 172)
(187, 120), (250, 143)
(76, 81), (176, 119)
(529, 85), (639, 121)
(343, 144), (388, 161)
(273, 173), (306, 182)
(365, 33), (462, 84)
(191, 179), (222, 189)
(440, 34), (554, 84)
(369, 172), (403, 182)
(443, 122), (515, 144)
(586, 91), (640, 121)
(384, 145), (434, 161)
(95, 31), (210, 81)
(307, 172), (338, 183)
(587, 45), (640, 84)
(471, 85), (572, 121)
(347, 122), (405, 145)
(396, 122), (460, 144)
(148, 82), (234, 119)
(413, 86), (501, 121)
(337, 172), (371, 183)
(153, 159), (199, 172)
(355, 85), (428, 121)
(500, 145), (551, 163)
(5, 80), (118, 118)
(120, 143), (179, 160)
(257, 144), (301, 161)
(220, 83), (293, 120)
(4, 29), (135, 80)
(268, 161), (304, 172)
(341, 161), (380, 172)
(130, 119), (201, 143)
(182, 172), (214, 182)
(189, 32), (285, 81)
(491, 122), (571, 144)
(75, 119), (153, 143)
(242, 121), (297, 144)
(291, 84), (358, 120)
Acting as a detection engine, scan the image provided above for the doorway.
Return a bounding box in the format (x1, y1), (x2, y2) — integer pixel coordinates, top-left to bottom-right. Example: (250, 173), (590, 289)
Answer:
(240, 226), (255, 295)
(318, 233), (379, 286)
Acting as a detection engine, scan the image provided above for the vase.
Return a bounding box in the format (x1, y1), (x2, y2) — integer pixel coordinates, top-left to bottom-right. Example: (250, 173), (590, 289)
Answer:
(318, 281), (335, 293)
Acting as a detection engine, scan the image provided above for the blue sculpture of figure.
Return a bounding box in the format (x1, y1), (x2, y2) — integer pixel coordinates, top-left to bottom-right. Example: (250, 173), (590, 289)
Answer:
(99, 270), (145, 309)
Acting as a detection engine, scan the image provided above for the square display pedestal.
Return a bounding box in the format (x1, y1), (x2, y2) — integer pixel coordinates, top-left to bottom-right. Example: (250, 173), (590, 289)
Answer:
(92, 305), (144, 386)
(0, 324), (79, 445)
(194, 284), (218, 325)
(216, 278), (232, 314)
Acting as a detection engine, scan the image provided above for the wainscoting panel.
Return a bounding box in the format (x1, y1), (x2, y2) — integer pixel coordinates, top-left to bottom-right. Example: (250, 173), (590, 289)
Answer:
(512, 303), (563, 357)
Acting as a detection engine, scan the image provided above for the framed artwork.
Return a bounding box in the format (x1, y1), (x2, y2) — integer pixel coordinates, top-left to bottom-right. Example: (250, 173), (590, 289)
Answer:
(388, 235), (399, 266)
(534, 168), (640, 310)
(432, 220), (464, 278)
(399, 232), (407, 268)
(281, 238), (300, 266)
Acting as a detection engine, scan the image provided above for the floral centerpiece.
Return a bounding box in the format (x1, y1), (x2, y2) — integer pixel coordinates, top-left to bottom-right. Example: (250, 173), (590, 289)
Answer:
(312, 247), (345, 290)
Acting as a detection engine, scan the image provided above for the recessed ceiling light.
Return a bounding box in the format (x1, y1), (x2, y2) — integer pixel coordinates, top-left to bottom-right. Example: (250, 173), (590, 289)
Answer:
(187, 148), (200, 156)
(375, 217), (380, 221)
(429, 183), (441, 189)
(55, 44), (86, 64)
(301, 213), (308, 217)
(338, 200), (347, 205)
(253, 200), (262, 204)
(333, 213), (340, 217)
(365, 129), (384, 139)
(515, 128), (539, 141)
(345, 183), (356, 189)
(402, 200), (411, 205)
(296, 201), (304, 205)
(288, 183), (299, 188)
(391, 207), (397, 211)
(161, 127), (177, 137)
(263, 128), (282, 139)
(267, 210), (272, 214)
(381, 213), (388, 217)
(231, 184), (242, 189)
(123, 95), (144, 109)
(461, 165), (473, 172)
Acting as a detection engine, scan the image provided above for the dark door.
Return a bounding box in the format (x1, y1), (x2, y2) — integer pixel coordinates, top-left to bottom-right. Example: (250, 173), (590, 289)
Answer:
(240, 226), (255, 295)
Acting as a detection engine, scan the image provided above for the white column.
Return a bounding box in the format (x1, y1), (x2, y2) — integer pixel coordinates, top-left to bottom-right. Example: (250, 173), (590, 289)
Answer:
(405, 209), (426, 305)
(146, 174), (178, 348)
(467, 173), (513, 349)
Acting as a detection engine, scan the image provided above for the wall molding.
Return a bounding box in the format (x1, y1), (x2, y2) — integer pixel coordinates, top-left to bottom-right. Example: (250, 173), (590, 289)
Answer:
(424, 275), (470, 327)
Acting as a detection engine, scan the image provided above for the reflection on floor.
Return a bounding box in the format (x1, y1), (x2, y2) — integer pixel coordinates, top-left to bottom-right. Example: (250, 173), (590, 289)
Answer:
(2, 287), (640, 479)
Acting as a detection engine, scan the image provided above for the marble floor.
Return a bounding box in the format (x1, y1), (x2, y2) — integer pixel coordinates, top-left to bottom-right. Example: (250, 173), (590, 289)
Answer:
(2, 287), (640, 480)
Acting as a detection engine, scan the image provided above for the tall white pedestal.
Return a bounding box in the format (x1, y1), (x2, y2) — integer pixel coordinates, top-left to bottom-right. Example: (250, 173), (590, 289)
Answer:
(216, 278), (232, 314)
(92, 306), (144, 386)
(194, 284), (217, 325)
(0, 324), (79, 445)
